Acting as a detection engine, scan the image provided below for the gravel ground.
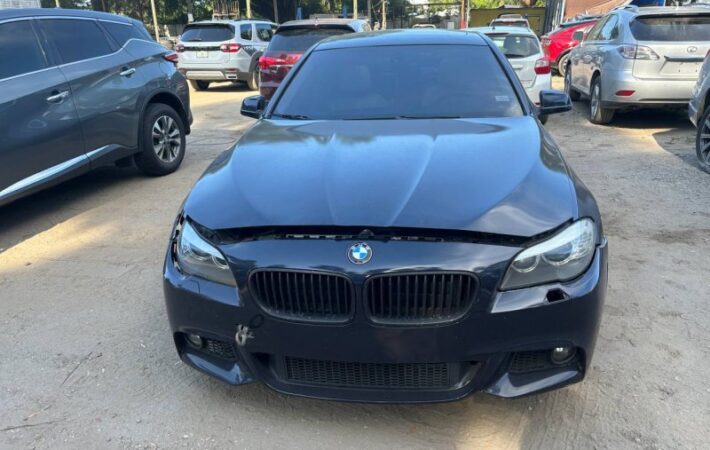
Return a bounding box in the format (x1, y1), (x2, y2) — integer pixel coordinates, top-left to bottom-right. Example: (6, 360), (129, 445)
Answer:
(1, 79), (709, 450)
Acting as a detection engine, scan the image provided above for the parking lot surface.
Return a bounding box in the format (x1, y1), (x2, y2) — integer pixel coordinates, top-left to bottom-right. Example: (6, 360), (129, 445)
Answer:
(1, 80), (709, 449)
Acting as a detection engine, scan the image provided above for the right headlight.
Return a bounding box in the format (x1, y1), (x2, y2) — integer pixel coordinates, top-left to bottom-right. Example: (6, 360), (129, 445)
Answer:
(501, 219), (596, 290)
(175, 220), (236, 287)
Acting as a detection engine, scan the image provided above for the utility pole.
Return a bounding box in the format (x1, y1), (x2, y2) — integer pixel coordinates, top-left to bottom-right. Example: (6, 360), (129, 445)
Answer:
(273, 0), (279, 22)
(367, 0), (372, 25)
(54, 0), (60, 7)
(353, 0), (357, 19)
(150, 0), (160, 41)
(459, 0), (465, 28)
(246, 0), (252, 18)
(381, 0), (385, 29)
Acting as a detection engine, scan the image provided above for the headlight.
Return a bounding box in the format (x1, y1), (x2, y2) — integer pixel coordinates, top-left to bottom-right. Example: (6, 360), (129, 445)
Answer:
(175, 220), (236, 286)
(501, 219), (596, 290)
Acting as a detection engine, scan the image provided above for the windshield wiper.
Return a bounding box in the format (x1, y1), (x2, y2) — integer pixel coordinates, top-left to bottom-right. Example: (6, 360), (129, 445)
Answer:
(271, 113), (312, 120)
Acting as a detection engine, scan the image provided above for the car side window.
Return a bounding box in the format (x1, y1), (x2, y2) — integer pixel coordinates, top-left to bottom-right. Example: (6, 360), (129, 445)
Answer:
(101, 21), (148, 47)
(255, 23), (273, 42)
(40, 19), (113, 64)
(598, 16), (619, 41)
(240, 24), (253, 41)
(0, 20), (48, 80)
(585, 17), (608, 41)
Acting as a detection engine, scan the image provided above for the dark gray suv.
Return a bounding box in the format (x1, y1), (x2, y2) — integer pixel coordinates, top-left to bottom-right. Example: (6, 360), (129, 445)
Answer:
(0, 9), (192, 207)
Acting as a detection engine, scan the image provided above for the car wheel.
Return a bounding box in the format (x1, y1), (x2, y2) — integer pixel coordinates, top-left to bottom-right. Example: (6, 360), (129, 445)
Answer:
(246, 69), (259, 91)
(134, 103), (186, 176)
(557, 53), (570, 77)
(189, 80), (210, 91)
(539, 114), (549, 125)
(697, 107), (710, 174)
(564, 67), (581, 101)
(589, 77), (614, 125)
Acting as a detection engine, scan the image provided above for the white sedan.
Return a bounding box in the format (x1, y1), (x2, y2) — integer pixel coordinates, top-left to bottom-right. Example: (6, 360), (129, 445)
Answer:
(467, 26), (552, 118)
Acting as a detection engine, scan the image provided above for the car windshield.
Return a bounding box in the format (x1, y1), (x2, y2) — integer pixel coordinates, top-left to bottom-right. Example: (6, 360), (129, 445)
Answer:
(487, 34), (539, 58)
(181, 25), (234, 42)
(269, 27), (353, 52)
(272, 44), (523, 120)
(630, 15), (710, 41)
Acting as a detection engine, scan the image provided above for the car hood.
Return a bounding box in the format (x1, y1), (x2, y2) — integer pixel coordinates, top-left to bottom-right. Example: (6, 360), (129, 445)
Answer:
(184, 117), (578, 238)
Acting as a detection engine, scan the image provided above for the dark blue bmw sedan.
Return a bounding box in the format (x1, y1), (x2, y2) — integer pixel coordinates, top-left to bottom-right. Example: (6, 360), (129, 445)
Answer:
(163, 30), (608, 402)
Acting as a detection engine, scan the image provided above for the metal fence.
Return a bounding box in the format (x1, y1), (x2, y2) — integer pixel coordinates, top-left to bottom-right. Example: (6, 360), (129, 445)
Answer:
(0, 0), (41, 8)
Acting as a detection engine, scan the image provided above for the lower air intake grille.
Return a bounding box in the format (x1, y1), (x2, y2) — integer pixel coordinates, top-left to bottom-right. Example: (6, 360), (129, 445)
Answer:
(284, 357), (452, 389)
(509, 350), (553, 373)
(249, 270), (354, 322)
(364, 272), (477, 324)
(204, 338), (237, 360)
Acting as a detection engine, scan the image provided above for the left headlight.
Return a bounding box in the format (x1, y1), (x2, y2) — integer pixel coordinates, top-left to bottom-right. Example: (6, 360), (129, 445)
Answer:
(175, 220), (236, 287)
(501, 219), (596, 291)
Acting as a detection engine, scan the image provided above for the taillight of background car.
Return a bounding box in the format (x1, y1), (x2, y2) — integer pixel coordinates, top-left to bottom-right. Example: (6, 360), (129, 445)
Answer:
(175, 44), (185, 53)
(258, 52), (302, 71)
(534, 58), (551, 75)
(163, 52), (179, 64)
(617, 44), (660, 60)
(220, 43), (241, 53)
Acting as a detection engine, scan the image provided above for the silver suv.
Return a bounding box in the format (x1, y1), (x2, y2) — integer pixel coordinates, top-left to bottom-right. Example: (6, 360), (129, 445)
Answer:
(176, 19), (276, 91)
(565, 6), (710, 124)
(689, 53), (710, 172)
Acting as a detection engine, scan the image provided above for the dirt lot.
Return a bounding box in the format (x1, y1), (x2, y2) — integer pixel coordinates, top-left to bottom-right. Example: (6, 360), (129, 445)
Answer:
(1, 79), (709, 450)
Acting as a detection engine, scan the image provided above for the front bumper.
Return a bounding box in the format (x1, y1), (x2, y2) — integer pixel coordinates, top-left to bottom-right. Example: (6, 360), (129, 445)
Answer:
(602, 70), (695, 108)
(163, 237), (608, 403)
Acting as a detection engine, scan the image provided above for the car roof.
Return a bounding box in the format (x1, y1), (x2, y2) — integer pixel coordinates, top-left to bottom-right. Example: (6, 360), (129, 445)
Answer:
(491, 17), (529, 22)
(0, 7), (134, 23)
(617, 5), (710, 17)
(315, 29), (488, 50)
(467, 26), (536, 36)
(188, 19), (275, 25)
(278, 18), (366, 28)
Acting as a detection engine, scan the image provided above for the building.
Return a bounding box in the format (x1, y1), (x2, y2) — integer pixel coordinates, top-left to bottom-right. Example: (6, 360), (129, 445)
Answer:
(0, 0), (41, 8)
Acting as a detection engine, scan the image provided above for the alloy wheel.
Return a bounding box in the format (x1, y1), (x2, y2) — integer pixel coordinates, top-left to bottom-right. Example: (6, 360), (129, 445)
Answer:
(591, 84), (600, 119)
(152, 115), (181, 163)
(701, 115), (710, 165)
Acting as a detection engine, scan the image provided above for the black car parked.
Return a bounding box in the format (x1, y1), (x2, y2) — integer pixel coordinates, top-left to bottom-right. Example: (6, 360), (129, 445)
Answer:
(164, 30), (608, 403)
(0, 9), (192, 207)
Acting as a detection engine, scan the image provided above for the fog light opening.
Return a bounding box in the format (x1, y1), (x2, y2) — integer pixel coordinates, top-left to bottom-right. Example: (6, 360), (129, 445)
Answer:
(186, 333), (203, 348)
(550, 346), (576, 365)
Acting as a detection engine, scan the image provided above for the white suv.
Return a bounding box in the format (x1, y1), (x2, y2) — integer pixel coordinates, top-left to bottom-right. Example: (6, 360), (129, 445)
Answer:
(176, 19), (276, 91)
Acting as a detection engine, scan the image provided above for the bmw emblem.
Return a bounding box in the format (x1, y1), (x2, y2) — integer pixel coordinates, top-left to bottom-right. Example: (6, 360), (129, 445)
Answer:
(348, 242), (372, 265)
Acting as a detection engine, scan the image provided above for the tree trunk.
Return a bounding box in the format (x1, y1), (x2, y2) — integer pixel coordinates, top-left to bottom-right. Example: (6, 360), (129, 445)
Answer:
(186, 0), (195, 22)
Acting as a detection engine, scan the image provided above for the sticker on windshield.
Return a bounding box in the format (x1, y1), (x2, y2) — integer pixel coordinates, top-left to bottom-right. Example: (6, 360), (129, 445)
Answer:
(495, 95), (510, 102)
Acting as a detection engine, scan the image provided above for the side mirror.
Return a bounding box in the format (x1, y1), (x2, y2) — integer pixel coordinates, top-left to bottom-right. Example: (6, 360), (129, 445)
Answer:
(572, 30), (585, 42)
(538, 90), (572, 115)
(241, 95), (265, 119)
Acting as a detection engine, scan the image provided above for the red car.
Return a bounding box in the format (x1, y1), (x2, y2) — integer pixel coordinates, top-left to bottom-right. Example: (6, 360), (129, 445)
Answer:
(541, 19), (597, 76)
(259, 18), (370, 100)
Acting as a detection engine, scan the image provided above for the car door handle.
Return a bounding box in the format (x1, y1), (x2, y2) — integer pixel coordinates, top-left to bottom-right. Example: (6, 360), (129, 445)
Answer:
(46, 90), (70, 103)
(119, 67), (136, 77)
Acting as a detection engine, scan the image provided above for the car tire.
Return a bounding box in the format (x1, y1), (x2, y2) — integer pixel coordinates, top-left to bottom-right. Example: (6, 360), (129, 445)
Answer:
(539, 114), (549, 125)
(589, 77), (615, 125)
(246, 69), (259, 91)
(564, 66), (581, 101)
(696, 106), (710, 174)
(557, 53), (570, 77)
(190, 80), (210, 91)
(134, 103), (186, 176)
